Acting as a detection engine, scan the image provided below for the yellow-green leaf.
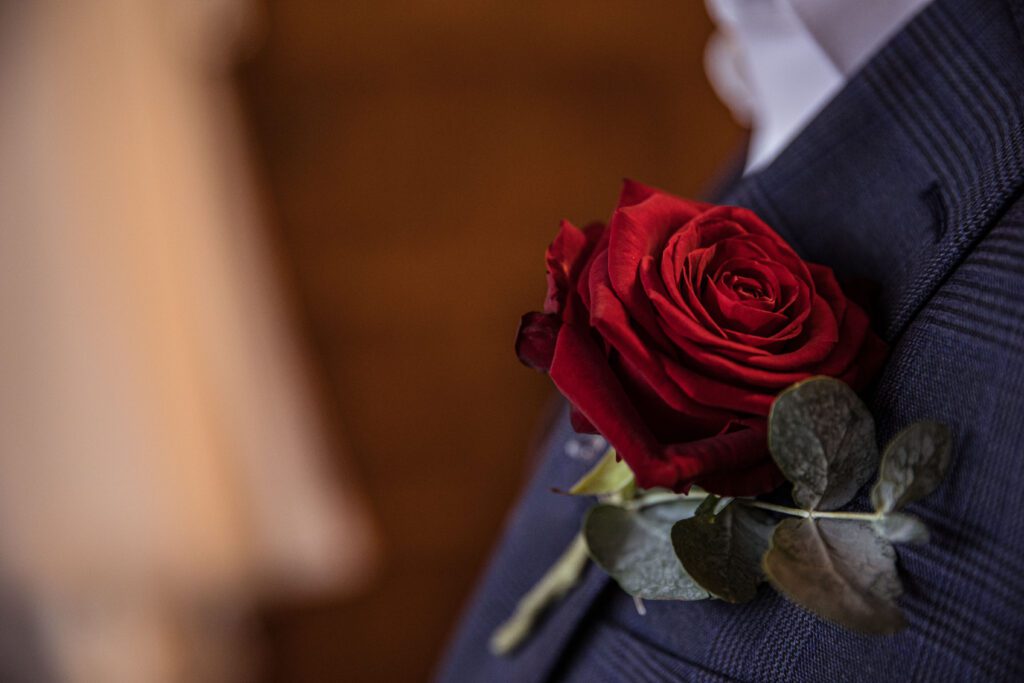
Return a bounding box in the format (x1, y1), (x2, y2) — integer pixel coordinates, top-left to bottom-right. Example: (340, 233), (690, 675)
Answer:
(569, 448), (635, 497)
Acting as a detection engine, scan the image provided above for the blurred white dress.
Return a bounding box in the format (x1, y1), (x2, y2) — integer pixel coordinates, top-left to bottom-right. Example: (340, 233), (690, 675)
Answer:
(0, 1), (376, 681)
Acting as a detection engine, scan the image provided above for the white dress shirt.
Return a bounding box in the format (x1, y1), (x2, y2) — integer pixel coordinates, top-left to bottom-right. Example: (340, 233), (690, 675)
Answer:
(705, 0), (932, 173)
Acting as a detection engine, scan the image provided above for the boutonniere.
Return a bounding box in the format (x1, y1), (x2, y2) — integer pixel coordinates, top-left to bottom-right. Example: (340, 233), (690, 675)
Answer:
(492, 181), (951, 654)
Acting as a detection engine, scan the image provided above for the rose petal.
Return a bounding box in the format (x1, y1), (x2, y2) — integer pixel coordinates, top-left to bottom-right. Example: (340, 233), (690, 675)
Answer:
(696, 459), (786, 496)
(606, 186), (708, 343)
(662, 360), (774, 414)
(514, 312), (561, 371)
(617, 178), (659, 208)
(703, 276), (788, 335)
(548, 324), (676, 489)
(545, 220), (604, 322)
(569, 405), (598, 434)
(575, 224), (609, 314)
(657, 249), (728, 337)
(627, 310), (825, 389)
(589, 252), (729, 423)
(666, 419), (766, 472)
(526, 188), (888, 498)
(661, 420), (781, 494)
(811, 288), (882, 385)
(644, 265), (772, 356)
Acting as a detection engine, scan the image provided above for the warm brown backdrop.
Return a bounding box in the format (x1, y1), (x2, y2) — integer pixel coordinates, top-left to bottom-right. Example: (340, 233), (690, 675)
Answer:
(236, 2), (743, 681)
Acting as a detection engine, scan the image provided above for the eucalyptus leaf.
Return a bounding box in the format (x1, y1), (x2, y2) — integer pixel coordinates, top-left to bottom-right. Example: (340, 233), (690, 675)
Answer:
(769, 377), (878, 511)
(871, 421), (952, 514)
(874, 512), (930, 544)
(763, 518), (905, 634)
(671, 503), (775, 603)
(569, 448), (635, 497)
(584, 500), (708, 600)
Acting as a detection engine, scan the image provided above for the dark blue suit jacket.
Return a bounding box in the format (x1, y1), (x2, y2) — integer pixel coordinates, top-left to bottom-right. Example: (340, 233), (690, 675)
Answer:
(438, 0), (1024, 679)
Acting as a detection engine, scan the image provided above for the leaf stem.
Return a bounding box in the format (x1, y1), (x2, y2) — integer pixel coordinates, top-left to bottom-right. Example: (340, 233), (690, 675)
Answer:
(737, 500), (810, 517)
(737, 499), (882, 521)
(628, 491), (707, 510)
(807, 509), (885, 521)
(626, 491), (882, 521)
(489, 532), (591, 656)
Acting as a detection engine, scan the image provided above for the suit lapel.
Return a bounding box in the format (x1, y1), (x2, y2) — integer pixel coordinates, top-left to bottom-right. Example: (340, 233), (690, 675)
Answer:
(541, 0), (1024, 674)
(724, 0), (1024, 341)
(443, 1), (1024, 680)
(435, 412), (614, 683)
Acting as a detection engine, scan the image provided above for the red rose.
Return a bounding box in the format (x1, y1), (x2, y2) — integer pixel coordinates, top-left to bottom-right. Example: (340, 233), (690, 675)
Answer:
(516, 180), (887, 496)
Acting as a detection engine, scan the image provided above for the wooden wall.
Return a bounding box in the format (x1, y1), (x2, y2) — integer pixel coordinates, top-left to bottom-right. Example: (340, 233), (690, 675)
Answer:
(237, 3), (742, 680)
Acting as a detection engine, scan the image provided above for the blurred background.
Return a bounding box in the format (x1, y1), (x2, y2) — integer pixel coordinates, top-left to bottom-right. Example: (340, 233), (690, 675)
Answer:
(0, 1), (742, 681)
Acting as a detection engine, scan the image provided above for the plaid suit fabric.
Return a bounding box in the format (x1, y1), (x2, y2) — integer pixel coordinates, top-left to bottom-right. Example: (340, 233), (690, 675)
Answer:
(437, 0), (1024, 680)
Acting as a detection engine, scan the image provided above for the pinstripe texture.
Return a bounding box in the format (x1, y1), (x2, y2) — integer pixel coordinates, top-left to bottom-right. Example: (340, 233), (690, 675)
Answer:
(438, 0), (1024, 680)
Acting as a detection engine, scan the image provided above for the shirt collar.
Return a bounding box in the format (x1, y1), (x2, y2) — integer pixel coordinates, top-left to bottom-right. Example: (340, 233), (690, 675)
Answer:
(721, 0), (1024, 341)
(705, 0), (932, 173)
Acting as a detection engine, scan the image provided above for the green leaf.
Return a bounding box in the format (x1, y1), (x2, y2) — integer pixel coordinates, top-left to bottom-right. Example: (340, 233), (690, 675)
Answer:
(769, 377), (878, 511)
(569, 448), (635, 497)
(584, 500), (708, 600)
(489, 533), (591, 656)
(763, 518), (905, 634)
(874, 512), (930, 544)
(671, 503), (775, 603)
(871, 421), (952, 514)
